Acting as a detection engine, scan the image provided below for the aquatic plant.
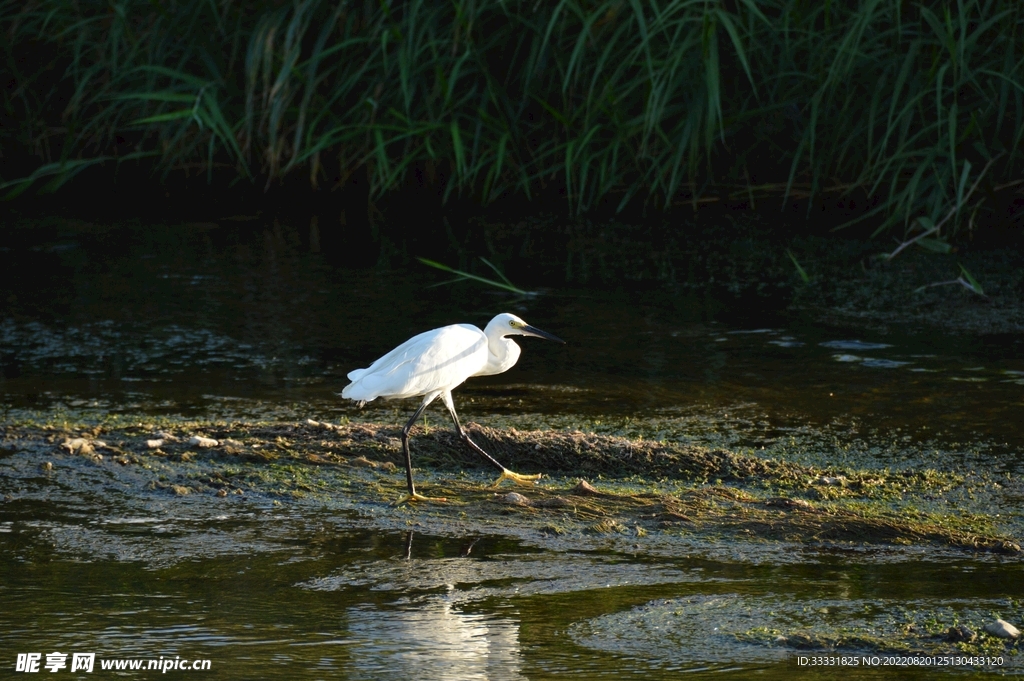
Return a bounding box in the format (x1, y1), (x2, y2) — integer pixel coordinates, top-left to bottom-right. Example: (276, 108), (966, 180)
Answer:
(914, 262), (987, 296)
(417, 257), (535, 296)
(786, 249), (810, 284)
(3, 0), (1023, 249)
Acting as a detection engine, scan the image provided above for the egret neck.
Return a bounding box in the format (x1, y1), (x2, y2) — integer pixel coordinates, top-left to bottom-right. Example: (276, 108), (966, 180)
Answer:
(480, 316), (523, 376)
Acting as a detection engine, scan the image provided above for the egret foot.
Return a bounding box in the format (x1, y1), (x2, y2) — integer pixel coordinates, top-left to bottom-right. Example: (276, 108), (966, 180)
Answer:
(392, 492), (448, 505)
(491, 469), (542, 488)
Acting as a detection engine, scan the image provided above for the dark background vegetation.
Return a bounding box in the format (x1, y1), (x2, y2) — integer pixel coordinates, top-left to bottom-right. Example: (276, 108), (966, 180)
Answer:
(3, 0), (1024, 261)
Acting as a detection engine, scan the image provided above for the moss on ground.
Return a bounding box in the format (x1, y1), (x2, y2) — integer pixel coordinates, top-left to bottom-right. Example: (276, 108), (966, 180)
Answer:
(3, 417), (1019, 555)
(739, 614), (1023, 660)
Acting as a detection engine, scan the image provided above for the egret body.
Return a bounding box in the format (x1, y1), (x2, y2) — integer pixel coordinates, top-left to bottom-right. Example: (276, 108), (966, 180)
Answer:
(342, 313), (564, 502)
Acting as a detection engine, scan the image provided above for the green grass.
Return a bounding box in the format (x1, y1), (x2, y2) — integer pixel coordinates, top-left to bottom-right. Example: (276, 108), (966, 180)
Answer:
(3, 0), (1023, 248)
(417, 256), (536, 296)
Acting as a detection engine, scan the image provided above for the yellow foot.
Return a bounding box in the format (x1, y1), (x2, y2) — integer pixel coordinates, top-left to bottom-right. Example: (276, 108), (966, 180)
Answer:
(491, 469), (542, 488)
(392, 492), (448, 505)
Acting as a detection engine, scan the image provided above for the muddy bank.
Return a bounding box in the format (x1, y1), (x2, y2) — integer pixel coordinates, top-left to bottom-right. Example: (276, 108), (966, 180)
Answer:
(3, 418), (1019, 556)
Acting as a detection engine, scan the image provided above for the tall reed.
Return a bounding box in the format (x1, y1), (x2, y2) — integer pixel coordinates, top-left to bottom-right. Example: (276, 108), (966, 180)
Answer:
(3, 0), (1022, 243)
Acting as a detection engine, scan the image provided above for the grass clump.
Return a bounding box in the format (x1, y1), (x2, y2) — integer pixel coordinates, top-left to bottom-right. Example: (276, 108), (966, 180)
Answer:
(2, 0), (1024, 247)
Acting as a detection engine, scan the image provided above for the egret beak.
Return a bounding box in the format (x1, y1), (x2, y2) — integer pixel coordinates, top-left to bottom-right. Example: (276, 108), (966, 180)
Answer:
(521, 324), (565, 344)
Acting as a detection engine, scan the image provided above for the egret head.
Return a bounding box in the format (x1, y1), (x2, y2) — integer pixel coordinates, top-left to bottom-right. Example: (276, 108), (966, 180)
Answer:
(489, 313), (565, 343)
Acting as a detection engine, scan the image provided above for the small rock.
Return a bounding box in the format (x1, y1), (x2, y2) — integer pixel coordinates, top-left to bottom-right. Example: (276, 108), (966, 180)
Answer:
(61, 438), (93, 455)
(156, 431), (179, 442)
(946, 625), (976, 643)
(216, 489), (228, 497)
(41, 461), (53, 471)
(170, 485), (191, 496)
(146, 439), (165, 449)
(984, 619), (1020, 639)
(349, 456), (378, 468)
(570, 480), (601, 496)
(499, 492), (532, 506)
(814, 475), (847, 486)
(221, 439), (243, 447)
(188, 436), (219, 448)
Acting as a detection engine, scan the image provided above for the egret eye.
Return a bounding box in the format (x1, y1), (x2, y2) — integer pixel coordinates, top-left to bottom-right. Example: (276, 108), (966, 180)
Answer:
(509, 320), (516, 326)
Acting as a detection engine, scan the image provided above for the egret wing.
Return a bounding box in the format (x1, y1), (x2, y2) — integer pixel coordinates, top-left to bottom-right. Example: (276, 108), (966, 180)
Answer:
(346, 327), (438, 382)
(342, 324), (488, 401)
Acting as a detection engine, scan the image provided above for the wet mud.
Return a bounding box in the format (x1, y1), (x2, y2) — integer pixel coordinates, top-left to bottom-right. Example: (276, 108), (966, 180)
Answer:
(4, 417), (1019, 557)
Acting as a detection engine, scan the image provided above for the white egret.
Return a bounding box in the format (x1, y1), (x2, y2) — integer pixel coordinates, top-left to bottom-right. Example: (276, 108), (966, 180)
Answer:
(342, 313), (565, 503)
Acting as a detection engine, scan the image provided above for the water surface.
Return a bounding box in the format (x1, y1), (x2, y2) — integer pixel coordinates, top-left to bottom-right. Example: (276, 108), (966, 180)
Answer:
(1, 218), (1021, 678)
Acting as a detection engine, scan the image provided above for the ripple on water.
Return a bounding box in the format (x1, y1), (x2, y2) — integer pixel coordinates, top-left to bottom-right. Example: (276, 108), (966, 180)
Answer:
(0, 319), (284, 378)
(860, 358), (911, 369)
(820, 340), (893, 351)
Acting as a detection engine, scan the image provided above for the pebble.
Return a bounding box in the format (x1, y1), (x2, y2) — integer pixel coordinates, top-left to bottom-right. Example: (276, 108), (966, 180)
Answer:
(61, 438), (93, 455)
(146, 439), (165, 449)
(984, 619), (1020, 639)
(188, 436), (219, 448)
(571, 480), (601, 496)
(499, 492), (531, 506)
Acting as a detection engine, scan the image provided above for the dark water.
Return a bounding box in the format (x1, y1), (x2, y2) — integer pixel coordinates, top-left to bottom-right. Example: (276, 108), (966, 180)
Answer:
(2, 220), (1022, 450)
(1, 218), (1022, 678)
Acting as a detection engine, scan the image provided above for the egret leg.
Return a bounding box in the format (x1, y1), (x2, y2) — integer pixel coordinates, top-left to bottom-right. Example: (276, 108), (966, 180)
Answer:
(441, 392), (542, 488)
(393, 396), (447, 505)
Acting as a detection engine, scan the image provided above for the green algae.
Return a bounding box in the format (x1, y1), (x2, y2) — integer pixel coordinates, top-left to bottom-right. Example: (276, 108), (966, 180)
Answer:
(3, 416), (1018, 555)
(570, 593), (1023, 669)
(738, 606), (1024, 660)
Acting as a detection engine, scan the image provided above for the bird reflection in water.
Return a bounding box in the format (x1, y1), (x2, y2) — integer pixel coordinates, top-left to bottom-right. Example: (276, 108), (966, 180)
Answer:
(346, 531), (525, 680)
